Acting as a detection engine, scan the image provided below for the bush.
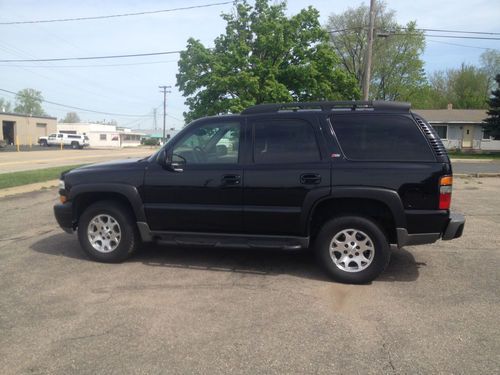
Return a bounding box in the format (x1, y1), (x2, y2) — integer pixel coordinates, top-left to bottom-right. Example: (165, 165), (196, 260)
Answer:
(141, 138), (160, 146)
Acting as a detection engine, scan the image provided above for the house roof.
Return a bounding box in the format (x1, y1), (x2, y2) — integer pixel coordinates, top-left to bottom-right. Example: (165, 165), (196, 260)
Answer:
(0, 112), (57, 120)
(413, 109), (487, 123)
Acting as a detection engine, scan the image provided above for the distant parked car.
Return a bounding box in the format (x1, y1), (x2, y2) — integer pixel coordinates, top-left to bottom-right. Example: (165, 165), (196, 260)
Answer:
(39, 133), (89, 149)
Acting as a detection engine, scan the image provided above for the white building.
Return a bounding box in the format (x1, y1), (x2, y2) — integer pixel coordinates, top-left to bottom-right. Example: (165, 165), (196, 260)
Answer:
(57, 122), (144, 148)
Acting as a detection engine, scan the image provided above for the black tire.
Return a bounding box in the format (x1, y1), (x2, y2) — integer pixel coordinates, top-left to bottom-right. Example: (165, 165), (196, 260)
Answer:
(39, 139), (48, 147)
(314, 216), (390, 284)
(71, 141), (78, 149)
(77, 200), (139, 263)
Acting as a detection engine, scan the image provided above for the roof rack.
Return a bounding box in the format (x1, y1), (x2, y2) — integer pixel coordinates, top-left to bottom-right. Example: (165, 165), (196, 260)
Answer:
(240, 100), (410, 115)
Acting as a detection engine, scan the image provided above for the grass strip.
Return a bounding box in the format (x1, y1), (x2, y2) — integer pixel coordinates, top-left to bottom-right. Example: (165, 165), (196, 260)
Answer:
(448, 152), (500, 159)
(0, 164), (85, 190)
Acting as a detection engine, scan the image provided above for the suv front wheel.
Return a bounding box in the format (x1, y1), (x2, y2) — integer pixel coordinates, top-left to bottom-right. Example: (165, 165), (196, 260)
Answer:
(77, 201), (139, 263)
(315, 216), (391, 284)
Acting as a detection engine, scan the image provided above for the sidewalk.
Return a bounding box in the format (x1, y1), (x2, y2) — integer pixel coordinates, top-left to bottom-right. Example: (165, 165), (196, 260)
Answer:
(0, 179), (58, 199)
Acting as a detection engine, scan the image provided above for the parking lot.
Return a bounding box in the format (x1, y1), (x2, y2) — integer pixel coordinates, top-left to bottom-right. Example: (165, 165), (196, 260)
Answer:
(0, 177), (498, 374)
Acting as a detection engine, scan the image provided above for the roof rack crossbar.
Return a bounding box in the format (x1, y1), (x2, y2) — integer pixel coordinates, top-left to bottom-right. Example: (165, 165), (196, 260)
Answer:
(241, 100), (410, 115)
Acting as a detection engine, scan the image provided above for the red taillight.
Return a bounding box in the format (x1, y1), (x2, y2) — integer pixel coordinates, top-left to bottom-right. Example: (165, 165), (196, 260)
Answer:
(439, 176), (453, 210)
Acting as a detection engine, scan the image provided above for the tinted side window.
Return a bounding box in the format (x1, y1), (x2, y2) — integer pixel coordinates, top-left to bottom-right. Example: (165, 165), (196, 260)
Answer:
(331, 115), (435, 161)
(173, 121), (240, 164)
(253, 119), (320, 164)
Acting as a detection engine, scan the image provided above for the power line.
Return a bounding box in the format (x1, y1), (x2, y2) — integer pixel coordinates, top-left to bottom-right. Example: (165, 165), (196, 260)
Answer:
(0, 88), (153, 117)
(417, 28), (500, 36)
(0, 59), (179, 68)
(328, 27), (500, 36)
(0, 50), (182, 63)
(0, 1), (234, 25)
(422, 34), (499, 41)
(328, 28), (500, 40)
(426, 39), (498, 51)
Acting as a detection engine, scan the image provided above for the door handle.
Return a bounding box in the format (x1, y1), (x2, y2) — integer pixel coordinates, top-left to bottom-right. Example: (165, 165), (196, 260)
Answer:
(221, 174), (241, 185)
(300, 173), (321, 185)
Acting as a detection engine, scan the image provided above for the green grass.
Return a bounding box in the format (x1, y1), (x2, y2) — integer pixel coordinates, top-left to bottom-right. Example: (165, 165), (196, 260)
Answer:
(0, 164), (85, 190)
(448, 151), (500, 159)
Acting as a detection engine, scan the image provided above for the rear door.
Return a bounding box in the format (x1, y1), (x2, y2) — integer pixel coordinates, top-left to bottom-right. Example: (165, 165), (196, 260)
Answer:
(242, 115), (331, 236)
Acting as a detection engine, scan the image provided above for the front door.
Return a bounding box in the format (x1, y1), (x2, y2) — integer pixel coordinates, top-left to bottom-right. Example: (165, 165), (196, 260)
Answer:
(243, 117), (330, 236)
(143, 118), (244, 233)
(462, 125), (474, 148)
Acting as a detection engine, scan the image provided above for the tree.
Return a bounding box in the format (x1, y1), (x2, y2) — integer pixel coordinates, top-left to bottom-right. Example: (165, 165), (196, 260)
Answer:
(484, 74), (500, 139)
(62, 111), (81, 123)
(14, 88), (46, 116)
(326, 1), (426, 101)
(0, 98), (11, 112)
(480, 50), (500, 91)
(425, 64), (489, 109)
(177, 0), (358, 122)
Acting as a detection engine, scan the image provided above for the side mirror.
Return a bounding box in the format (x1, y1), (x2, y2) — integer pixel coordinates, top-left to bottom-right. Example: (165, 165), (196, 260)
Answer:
(159, 149), (185, 172)
(170, 154), (186, 172)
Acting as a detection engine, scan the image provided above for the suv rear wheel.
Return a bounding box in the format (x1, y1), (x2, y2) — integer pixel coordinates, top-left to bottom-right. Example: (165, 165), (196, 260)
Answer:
(71, 141), (79, 149)
(315, 216), (390, 284)
(77, 201), (139, 263)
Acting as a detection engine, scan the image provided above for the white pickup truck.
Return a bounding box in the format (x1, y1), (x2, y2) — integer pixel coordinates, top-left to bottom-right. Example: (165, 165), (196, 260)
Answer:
(39, 133), (89, 149)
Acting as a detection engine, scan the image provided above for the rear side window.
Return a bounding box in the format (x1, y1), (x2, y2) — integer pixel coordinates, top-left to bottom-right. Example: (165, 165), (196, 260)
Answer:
(253, 119), (320, 164)
(331, 114), (435, 161)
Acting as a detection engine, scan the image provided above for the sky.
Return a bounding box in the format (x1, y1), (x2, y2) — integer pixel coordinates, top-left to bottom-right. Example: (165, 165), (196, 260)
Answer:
(0, 0), (499, 130)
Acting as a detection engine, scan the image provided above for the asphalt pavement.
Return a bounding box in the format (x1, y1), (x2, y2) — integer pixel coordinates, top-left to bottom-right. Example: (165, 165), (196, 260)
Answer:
(0, 178), (498, 374)
(452, 159), (500, 174)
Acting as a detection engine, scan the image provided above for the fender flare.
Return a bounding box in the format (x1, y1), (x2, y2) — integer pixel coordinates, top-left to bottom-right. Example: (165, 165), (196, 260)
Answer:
(303, 186), (406, 234)
(69, 183), (147, 222)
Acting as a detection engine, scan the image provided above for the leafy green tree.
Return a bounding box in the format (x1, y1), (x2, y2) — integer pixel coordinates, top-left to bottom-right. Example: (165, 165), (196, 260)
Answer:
(0, 98), (12, 112)
(410, 83), (448, 109)
(484, 74), (500, 139)
(448, 64), (489, 108)
(480, 50), (500, 91)
(426, 64), (489, 109)
(14, 88), (46, 116)
(62, 111), (81, 123)
(326, 1), (426, 101)
(177, 0), (358, 122)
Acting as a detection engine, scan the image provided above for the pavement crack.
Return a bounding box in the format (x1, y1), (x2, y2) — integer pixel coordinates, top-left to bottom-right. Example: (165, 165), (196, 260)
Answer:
(382, 342), (396, 374)
(63, 323), (124, 342)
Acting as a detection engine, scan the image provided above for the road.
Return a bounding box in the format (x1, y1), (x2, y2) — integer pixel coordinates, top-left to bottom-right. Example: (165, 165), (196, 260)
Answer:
(452, 159), (500, 174)
(0, 148), (157, 174)
(0, 178), (498, 374)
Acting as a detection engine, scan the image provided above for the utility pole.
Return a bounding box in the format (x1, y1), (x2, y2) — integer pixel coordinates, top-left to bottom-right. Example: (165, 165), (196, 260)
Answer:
(362, 0), (376, 100)
(153, 108), (157, 131)
(159, 85), (171, 144)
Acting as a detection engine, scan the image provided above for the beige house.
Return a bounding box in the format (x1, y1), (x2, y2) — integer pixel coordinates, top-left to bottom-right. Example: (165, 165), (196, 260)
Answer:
(1, 112), (57, 145)
(414, 106), (500, 151)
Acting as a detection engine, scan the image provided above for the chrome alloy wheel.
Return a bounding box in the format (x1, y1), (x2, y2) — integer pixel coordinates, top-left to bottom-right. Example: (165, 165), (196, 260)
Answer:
(87, 214), (121, 253)
(329, 229), (375, 273)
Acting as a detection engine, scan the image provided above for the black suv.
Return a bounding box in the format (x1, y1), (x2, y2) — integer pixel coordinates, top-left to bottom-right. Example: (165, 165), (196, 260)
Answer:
(54, 101), (464, 283)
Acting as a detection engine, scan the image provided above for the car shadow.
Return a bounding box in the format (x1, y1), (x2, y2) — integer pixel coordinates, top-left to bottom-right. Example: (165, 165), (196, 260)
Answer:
(31, 234), (422, 283)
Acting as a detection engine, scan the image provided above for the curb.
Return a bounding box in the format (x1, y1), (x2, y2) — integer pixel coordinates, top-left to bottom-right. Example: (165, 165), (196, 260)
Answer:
(0, 179), (59, 199)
